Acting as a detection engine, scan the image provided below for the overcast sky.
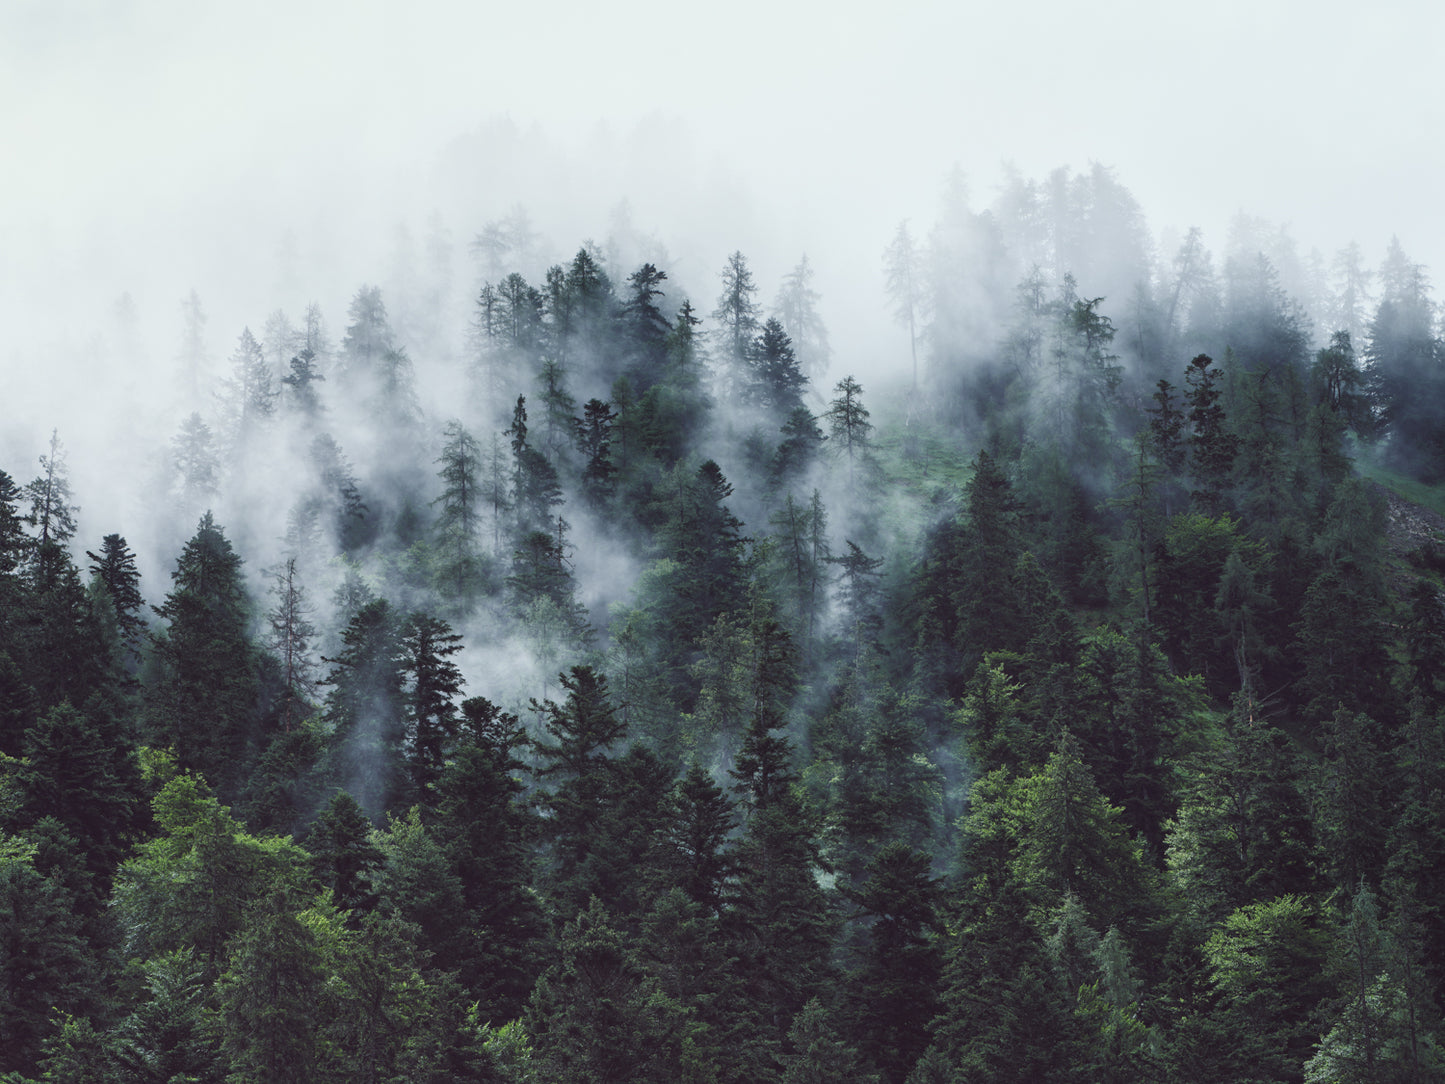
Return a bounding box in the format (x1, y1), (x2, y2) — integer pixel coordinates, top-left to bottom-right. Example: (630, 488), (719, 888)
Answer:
(4, 0), (1443, 465)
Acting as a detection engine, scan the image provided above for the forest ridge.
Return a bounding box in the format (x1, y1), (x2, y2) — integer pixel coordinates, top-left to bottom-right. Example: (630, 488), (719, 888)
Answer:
(3, 164), (1445, 1082)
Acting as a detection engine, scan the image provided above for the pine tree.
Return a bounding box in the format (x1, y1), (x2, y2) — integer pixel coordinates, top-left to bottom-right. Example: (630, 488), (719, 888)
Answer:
(281, 345), (326, 419)
(713, 250), (761, 392)
(86, 533), (145, 655)
(845, 841), (945, 1083)
(19, 700), (143, 890)
(322, 598), (406, 817)
(622, 262), (672, 382)
(266, 556), (318, 732)
(147, 512), (259, 795)
(774, 254), (831, 381)
(216, 327), (278, 462)
(24, 429), (78, 586)
(1183, 353), (1238, 512)
(746, 316), (808, 420)
(576, 397), (619, 505)
(828, 541), (885, 657)
(398, 612), (465, 798)
(304, 790), (382, 915)
(882, 221), (928, 389)
(432, 419), (486, 599)
(772, 405), (826, 491)
(432, 697), (548, 1019)
(527, 898), (699, 1083)
(214, 887), (329, 1084)
(0, 844), (98, 1076)
(170, 412), (221, 512)
(506, 396), (563, 537)
(659, 762), (737, 915)
(824, 375), (873, 492)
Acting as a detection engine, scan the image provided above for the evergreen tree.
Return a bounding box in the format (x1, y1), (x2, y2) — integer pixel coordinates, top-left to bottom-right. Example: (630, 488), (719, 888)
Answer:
(746, 316), (808, 420)
(882, 220), (928, 389)
(214, 887), (329, 1084)
(266, 556), (319, 732)
(281, 345), (326, 419)
(1183, 353), (1238, 512)
(845, 841), (945, 1083)
(147, 512), (259, 795)
(108, 947), (221, 1084)
(1365, 238), (1445, 480)
(774, 254), (831, 381)
(829, 540), (886, 657)
(18, 700), (142, 890)
(0, 841), (99, 1077)
(170, 411), (221, 513)
(622, 262), (672, 383)
(86, 533), (145, 657)
(305, 789), (383, 915)
(527, 898), (700, 1083)
(432, 697), (549, 1019)
(576, 397), (620, 506)
(433, 419), (486, 599)
(713, 250), (761, 392)
(398, 612), (465, 798)
(824, 374), (874, 491)
(506, 395), (563, 537)
(771, 405), (826, 491)
(724, 616), (836, 1062)
(24, 429), (78, 586)
(322, 598), (406, 818)
(216, 326), (278, 462)
(1201, 895), (1329, 1083)
(658, 762), (737, 915)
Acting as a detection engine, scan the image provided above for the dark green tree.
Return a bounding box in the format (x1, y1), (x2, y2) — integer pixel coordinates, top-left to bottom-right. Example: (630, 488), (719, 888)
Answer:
(146, 512), (260, 795)
(214, 887), (329, 1084)
(322, 598), (406, 818)
(845, 841), (945, 1083)
(576, 397), (620, 506)
(432, 419), (485, 598)
(23, 430), (77, 581)
(1183, 353), (1238, 512)
(305, 790), (382, 915)
(398, 612), (465, 798)
(85, 533), (145, 658)
(528, 898), (701, 1083)
(824, 374), (873, 492)
(0, 843), (98, 1076)
(771, 405), (826, 491)
(266, 556), (318, 733)
(431, 698), (548, 1019)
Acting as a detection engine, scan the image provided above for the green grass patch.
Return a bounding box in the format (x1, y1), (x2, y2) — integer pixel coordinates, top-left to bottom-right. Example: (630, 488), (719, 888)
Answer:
(1356, 458), (1445, 519)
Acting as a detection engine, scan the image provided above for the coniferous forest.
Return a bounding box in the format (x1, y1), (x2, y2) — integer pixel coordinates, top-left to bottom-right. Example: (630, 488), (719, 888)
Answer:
(6, 165), (1445, 1083)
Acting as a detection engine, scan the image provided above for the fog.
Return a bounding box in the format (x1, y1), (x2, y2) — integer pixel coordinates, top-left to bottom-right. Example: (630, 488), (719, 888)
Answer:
(4, 0), (1442, 672)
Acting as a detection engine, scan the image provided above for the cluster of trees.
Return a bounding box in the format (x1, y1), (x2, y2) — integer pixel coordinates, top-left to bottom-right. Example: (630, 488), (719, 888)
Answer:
(3, 166), (1445, 1082)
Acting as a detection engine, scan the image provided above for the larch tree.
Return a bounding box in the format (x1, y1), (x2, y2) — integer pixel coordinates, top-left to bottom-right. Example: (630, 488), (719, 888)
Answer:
(824, 375), (873, 492)
(266, 556), (318, 732)
(713, 250), (761, 393)
(774, 254), (831, 381)
(432, 420), (485, 598)
(882, 221), (928, 389)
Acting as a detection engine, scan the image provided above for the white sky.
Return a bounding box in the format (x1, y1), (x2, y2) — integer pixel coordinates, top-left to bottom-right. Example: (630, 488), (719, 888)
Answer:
(3, 0), (1443, 463)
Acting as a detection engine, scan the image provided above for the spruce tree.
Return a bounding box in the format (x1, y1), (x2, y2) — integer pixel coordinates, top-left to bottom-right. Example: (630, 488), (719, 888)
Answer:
(147, 512), (259, 795)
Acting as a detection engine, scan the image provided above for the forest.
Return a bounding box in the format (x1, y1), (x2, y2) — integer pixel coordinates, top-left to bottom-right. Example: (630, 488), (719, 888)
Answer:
(4, 162), (1445, 1083)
